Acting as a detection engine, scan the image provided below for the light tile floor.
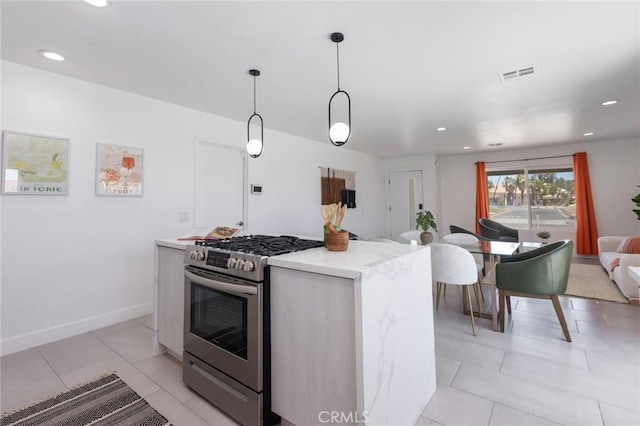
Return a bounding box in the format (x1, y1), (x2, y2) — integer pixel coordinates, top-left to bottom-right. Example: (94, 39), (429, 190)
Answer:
(1, 272), (639, 426)
(420, 272), (640, 426)
(0, 315), (238, 426)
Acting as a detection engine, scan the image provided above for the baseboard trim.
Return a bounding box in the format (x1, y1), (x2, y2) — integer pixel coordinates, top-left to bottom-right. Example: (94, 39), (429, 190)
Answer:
(0, 302), (153, 356)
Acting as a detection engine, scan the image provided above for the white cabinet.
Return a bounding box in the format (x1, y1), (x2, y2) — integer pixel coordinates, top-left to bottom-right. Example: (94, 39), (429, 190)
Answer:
(155, 245), (186, 359)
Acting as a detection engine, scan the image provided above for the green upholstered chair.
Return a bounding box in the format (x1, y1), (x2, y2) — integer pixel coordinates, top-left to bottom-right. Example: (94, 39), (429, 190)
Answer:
(449, 225), (492, 242)
(496, 240), (574, 342)
(478, 218), (519, 242)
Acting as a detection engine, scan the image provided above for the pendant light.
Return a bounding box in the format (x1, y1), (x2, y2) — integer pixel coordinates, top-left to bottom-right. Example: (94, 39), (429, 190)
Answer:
(328, 32), (351, 146)
(247, 69), (263, 158)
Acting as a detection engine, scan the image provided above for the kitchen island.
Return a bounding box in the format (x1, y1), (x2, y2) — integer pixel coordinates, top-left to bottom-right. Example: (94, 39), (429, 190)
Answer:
(268, 241), (435, 426)
(153, 238), (190, 360)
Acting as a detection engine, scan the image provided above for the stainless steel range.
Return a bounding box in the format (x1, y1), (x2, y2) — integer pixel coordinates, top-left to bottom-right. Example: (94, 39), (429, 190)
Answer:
(182, 235), (324, 425)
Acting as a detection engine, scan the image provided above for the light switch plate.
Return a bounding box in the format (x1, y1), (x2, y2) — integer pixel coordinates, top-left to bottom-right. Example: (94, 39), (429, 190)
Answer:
(178, 211), (190, 223)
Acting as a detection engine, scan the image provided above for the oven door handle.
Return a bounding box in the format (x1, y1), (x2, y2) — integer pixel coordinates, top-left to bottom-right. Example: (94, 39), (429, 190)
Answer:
(185, 270), (257, 296)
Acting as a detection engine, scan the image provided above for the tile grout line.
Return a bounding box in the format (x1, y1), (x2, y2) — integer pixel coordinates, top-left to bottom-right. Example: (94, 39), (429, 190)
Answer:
(486, 402), (496, 426)
(455, 361), (602, 425)
(92, 329), (215, 426)
(34, 345), (72, 391)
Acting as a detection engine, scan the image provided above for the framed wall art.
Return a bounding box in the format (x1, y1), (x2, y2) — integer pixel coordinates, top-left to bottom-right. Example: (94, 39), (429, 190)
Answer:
(2, 130), (69, 195)
(96, 143), (143, 196)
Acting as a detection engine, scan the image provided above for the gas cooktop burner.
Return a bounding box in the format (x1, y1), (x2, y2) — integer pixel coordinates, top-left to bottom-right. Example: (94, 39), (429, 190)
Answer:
(195, 235), (324, 257)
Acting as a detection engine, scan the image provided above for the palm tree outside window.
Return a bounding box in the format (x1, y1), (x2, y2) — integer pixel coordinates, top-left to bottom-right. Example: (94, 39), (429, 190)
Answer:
(486, 167), (576, 230)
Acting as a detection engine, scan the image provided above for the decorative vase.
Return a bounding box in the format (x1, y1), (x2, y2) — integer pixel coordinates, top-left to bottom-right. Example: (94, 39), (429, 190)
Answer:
(420, 231), (433, 245)
(326, 230), (349, 252)
(323, 224), (341, 245)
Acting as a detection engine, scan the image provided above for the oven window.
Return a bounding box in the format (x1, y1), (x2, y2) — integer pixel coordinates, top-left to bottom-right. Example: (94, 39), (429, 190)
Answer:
(190, 283), (248, 359)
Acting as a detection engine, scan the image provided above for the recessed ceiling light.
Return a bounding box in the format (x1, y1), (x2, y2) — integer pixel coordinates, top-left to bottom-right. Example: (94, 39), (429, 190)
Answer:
(38, 50), (65, 61)
(601, 99), (618, 106)
(436, 127), (447, 132)
(583, 132), (595, 136)
(462, 146), (470, 150)
(82, 0), (111, 7)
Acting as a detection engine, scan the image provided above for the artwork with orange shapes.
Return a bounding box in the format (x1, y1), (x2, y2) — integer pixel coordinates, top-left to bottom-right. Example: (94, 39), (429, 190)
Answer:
(96, 143), (143, 196)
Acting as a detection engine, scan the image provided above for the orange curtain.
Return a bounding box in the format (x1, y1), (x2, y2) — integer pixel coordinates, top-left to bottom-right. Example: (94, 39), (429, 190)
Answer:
(475, 161), (489, 234)
(573, 152), (599, 254)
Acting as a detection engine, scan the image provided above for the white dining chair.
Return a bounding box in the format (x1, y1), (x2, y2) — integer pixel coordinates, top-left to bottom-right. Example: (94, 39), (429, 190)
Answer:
(430, 243), (483, 335)
(441, 233), (486, 302)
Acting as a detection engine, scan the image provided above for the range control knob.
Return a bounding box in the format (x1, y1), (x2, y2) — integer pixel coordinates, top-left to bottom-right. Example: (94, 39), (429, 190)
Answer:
(243, 260), (255, 272)
(189, 251), (198, 260)
(227, 258), (237, 268)
(236, 259), (246, 270)
(196, 251), (205, 261)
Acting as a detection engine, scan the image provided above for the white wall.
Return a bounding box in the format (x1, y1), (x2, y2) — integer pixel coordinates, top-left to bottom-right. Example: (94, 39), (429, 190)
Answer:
(436, 139), (640, 244)
(245, 128), (384, 239)
(376, 139), (640, 245)
(0, 61), (386, 355)
(383, 139), (640, 246)
(439, 139), (640, 241)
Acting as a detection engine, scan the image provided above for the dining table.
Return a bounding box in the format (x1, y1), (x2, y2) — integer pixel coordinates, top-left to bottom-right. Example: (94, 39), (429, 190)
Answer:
(442, 234), (520, 331)
(400, 230), (422, 245)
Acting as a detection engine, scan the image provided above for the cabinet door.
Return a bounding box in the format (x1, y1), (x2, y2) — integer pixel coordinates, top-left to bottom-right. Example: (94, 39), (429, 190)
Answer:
(157, 246), (186, 358)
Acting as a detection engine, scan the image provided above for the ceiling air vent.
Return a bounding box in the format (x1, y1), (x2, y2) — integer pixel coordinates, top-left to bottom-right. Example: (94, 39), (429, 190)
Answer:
(501, 70), (518, 82)
(518, 66), (534, 77)
(499, 65), (537, 83)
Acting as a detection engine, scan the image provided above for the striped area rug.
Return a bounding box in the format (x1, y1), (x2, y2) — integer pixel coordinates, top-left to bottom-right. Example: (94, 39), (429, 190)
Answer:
(0, 373), (171, 426)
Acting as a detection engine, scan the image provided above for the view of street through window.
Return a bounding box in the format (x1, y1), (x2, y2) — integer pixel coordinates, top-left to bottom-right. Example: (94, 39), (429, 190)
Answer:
(487, 168), (576, 230)
(490, 204), (576, 229)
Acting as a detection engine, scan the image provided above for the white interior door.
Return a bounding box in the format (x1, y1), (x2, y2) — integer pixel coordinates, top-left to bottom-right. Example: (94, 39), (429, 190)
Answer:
(389, 170), (424, 241)
(193, 139), (247, 231)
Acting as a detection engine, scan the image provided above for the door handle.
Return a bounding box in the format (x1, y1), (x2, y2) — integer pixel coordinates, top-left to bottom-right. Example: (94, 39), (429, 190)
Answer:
(185, 270), (256, 296)
(236, 221), (244, 227)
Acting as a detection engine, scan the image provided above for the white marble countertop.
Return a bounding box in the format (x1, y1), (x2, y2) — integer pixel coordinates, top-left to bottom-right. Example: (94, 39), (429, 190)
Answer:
(155, 238), (191, 250)
(154, 237), (427, 279)
(268, 240), (427, 279)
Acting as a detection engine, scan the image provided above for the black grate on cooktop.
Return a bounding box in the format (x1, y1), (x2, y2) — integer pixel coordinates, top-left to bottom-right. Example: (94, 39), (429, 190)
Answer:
(195, 235), (324, 256)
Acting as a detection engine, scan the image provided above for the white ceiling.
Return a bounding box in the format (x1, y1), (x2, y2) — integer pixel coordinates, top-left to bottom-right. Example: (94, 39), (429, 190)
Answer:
(2, 1), (639, 158)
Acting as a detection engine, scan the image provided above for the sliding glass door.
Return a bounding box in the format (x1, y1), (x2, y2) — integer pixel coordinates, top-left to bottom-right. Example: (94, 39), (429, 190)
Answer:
(486, 167), (576, 230)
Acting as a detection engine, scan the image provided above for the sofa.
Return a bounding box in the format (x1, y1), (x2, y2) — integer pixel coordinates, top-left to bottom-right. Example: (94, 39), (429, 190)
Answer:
(597, 236), (640, 301)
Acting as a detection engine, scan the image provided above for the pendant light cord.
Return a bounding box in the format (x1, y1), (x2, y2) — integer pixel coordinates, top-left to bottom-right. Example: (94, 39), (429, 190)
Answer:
(336, 42), (341, 90)
(253, 75), (257, 114)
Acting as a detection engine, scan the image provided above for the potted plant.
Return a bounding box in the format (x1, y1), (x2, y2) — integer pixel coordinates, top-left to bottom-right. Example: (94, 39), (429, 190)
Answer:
(537, 230), (551, 244)
(416, 210), (438, 245)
